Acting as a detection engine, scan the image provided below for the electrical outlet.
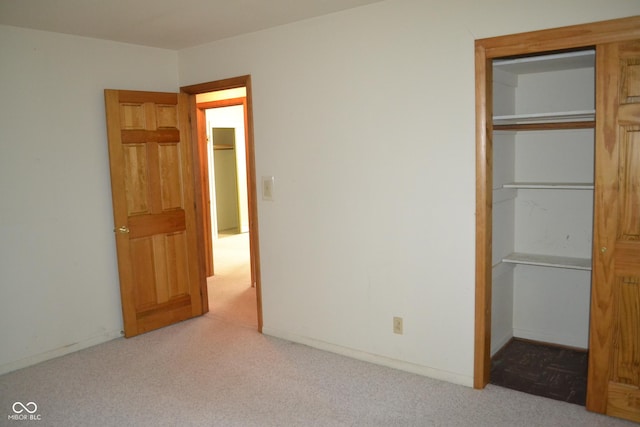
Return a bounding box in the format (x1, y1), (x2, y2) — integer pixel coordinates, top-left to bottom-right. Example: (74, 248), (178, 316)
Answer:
(393, 316), (403, 335)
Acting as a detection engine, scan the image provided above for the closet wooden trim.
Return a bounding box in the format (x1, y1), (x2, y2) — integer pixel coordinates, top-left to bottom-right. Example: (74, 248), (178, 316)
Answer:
(474, 42), (492, 389)
(478, 15), (640, 58)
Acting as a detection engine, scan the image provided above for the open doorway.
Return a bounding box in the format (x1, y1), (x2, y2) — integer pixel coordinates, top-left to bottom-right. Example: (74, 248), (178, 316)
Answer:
(181, 76), (262, 332)
(202, 89), (256, 327)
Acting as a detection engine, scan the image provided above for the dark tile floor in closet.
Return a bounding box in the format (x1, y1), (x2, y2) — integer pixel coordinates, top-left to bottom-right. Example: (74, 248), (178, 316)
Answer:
(490, 338), (588, 406)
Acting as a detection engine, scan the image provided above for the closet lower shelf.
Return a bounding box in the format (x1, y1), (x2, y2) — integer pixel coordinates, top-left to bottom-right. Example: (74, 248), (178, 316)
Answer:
(502, 182), (594, 190)
(502, 252), (592, 271)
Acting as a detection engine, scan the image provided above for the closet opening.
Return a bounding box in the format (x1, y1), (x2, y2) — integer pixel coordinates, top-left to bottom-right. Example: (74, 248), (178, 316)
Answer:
(475, 17), (640, 423)
(486, 47), (596, 405)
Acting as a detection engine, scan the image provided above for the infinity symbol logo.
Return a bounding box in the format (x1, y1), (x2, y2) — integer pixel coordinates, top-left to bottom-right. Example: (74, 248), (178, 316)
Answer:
(12, 401), (38, 414)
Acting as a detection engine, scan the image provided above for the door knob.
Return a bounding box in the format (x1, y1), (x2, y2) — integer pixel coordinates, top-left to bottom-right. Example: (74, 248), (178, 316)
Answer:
(116, 226), (130, 234)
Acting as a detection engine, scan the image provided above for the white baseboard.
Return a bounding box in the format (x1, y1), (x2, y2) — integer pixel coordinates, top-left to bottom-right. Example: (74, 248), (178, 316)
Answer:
(0, 330), (123, 376)
(262, 327), (473, 387)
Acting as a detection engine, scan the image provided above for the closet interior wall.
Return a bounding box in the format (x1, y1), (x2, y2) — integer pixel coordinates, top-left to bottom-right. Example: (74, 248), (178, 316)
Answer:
(491, 50), (596, 355)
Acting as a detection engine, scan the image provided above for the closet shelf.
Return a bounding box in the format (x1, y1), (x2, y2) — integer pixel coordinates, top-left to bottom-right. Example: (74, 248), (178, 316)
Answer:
(213, 144), (234, 150)
(502, 252), (592, 271)
(493, 110), (595, 131)
(502, 182), (594, 190)
(493, 50), (595, 74)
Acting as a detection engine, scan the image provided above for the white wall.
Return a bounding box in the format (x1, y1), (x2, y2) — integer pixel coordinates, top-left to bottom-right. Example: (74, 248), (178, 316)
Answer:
(0, 25), (179, 374)
(491, 73), (517, 355)
(179, 0), (640, 386)
(1, 0), (639, 385)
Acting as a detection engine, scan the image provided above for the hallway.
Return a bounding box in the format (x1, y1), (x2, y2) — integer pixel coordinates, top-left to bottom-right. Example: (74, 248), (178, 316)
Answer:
(206, 232), (257, 328)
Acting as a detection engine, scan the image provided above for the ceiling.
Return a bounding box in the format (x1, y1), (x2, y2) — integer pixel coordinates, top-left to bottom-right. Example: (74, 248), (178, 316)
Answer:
(0, 0), (385, 50)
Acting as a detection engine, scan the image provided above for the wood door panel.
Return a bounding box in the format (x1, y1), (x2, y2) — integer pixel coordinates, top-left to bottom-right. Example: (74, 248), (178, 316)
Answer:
(618, 105), (640, 124)
(607, 382), (640, 422)
(128, 210), (186, 239)
(136, 295), (193, 333)
(122, 144), (150, 215)
(105, 89), (205, 337)
(130, 237), (157, 309)
(619, 127), (640, 237)
(626, 64), (640, 98)
(152, 234), (171, 304)
(611, 277), (640, 385)
(129, 232), (191, 309)
(151, 233), (190, 304)
(158, 143), (184, 210)
(164, 232), (190, 297)
(620, 56), (640, 104)
(120, 103), (147, 129)
(118, 90), (177, 105)
(121, 129), (180, 143)
(588, 40), (640, 421)
(156, 105), (178, 128)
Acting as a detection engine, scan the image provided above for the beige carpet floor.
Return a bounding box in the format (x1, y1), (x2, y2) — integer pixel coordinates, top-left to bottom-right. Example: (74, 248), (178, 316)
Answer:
(207, 231), (257, 329)
(0, 313), (630, 426)
(0, 232), (634, 426)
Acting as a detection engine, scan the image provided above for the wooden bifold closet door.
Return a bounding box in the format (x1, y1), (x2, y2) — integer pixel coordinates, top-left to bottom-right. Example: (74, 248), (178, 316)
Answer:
(587, 39), (640, 422)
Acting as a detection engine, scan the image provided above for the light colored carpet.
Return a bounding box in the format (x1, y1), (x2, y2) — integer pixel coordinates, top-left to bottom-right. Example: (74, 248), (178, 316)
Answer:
(0, 317), (632, 426)
(0, 235), (635, 426)
(207, 232), (257, 329)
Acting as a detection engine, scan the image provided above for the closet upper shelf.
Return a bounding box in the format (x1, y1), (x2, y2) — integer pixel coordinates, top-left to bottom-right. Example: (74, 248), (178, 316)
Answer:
(493, 110), (595, 130)
(493, 49), (595, 74)
(493, 50), (596, 131)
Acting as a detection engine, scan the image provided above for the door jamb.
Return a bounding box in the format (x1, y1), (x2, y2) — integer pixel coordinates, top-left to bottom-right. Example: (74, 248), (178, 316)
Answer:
(181, 75), (263, 332)
(474, 16), (640, 393)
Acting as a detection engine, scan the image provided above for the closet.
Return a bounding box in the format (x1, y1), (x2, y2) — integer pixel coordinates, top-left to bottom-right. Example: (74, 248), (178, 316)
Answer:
(491, 50), (595, 357)
(474, 16), (640, 423)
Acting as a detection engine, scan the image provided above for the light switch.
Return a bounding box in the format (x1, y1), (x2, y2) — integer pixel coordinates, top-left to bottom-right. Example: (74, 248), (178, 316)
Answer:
(262, 176), (275, 201)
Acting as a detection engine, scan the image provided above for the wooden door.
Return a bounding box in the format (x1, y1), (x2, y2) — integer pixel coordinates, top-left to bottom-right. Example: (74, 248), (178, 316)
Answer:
(105, 89), (206, 337)
(587, 40), (640, 422)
